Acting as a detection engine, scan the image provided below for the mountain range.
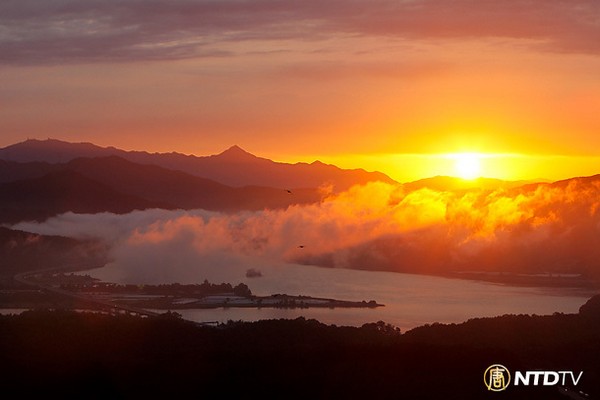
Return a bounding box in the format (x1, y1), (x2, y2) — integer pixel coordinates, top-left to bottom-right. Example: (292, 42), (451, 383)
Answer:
(0, 139), (397, 223)
(0, 138), (586, 224)
(0, 139), (395, 191)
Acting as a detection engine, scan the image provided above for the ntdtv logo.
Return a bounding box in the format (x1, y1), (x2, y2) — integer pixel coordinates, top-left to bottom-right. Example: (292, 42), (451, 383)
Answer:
(484, 364), (583, 391)
(515, 370), (583, 386)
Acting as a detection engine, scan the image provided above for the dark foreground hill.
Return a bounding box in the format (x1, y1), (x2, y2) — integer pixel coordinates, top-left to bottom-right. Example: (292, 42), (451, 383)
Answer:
(0, 227), (106, 278)
(1, 295), (599, 399)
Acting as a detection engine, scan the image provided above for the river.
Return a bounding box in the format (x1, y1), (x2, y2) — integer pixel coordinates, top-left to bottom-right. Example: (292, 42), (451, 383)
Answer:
(85, 261), (597, 332)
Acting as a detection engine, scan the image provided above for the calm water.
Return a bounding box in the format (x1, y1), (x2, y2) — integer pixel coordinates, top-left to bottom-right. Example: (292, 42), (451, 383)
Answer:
(85, 261), (597, 331)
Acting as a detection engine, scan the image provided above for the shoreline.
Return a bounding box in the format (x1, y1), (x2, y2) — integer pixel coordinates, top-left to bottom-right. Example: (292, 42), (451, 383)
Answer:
(3, 270), (384, 312)
(438, 270), (600, 289)
(112, 294), (384, 310)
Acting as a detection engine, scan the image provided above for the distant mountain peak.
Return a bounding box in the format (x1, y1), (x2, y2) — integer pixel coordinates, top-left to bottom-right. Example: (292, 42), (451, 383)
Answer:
(0, 138), (397, 190)
(216, 145), (257, 160)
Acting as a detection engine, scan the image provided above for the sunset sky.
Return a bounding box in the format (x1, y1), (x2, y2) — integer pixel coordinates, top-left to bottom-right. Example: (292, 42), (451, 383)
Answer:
(2, 0), (600, 182)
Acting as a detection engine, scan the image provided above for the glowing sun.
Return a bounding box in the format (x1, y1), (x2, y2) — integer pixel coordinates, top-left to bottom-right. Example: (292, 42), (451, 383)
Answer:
(453, 153), (482, 180)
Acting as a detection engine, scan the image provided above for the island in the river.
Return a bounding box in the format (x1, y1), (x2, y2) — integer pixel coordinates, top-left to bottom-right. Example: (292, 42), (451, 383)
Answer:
(2, 271), (383, 312)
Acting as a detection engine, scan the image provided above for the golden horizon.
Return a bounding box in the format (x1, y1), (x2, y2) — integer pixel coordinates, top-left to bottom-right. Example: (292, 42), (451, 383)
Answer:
(3, 136), (600, 184)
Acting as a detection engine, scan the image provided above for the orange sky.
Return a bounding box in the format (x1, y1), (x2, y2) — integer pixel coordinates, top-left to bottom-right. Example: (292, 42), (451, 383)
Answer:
(2, 1), (600, 182)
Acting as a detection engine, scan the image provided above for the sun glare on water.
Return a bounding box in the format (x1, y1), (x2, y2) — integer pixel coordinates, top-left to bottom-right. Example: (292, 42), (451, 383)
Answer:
(452, 153), (482, 180)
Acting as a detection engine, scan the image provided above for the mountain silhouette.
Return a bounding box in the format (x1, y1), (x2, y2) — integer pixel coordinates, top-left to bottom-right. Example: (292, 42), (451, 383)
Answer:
(0, 170), (167, 223)
(64, 156), (323, 211)
(0, 139), (396, 191)
(214, 144), (257, 161)
(0, 159), (60, 183)
(0, 227), (105, 274)
(0, 156), (324, 223)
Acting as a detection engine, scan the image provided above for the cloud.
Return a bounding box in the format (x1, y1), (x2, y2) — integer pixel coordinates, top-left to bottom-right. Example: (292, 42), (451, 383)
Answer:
(12, 177), (600, 283)
(1, 0), (599, 65)
(274, 60), (454, 81)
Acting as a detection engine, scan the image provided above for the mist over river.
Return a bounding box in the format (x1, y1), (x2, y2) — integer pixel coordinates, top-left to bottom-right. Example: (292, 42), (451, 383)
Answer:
(15, 209), (597, 331)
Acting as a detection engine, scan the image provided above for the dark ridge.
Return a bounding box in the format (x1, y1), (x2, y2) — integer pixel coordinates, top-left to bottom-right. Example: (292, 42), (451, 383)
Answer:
(0, 298), (598, 399)
(0, 170), (170, 224)
(0, 138), (397, 191)
(0, 227), (106, 276)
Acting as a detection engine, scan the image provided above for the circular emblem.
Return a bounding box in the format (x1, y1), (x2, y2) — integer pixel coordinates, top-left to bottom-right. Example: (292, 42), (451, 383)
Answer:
(484, 364), (511, 391)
